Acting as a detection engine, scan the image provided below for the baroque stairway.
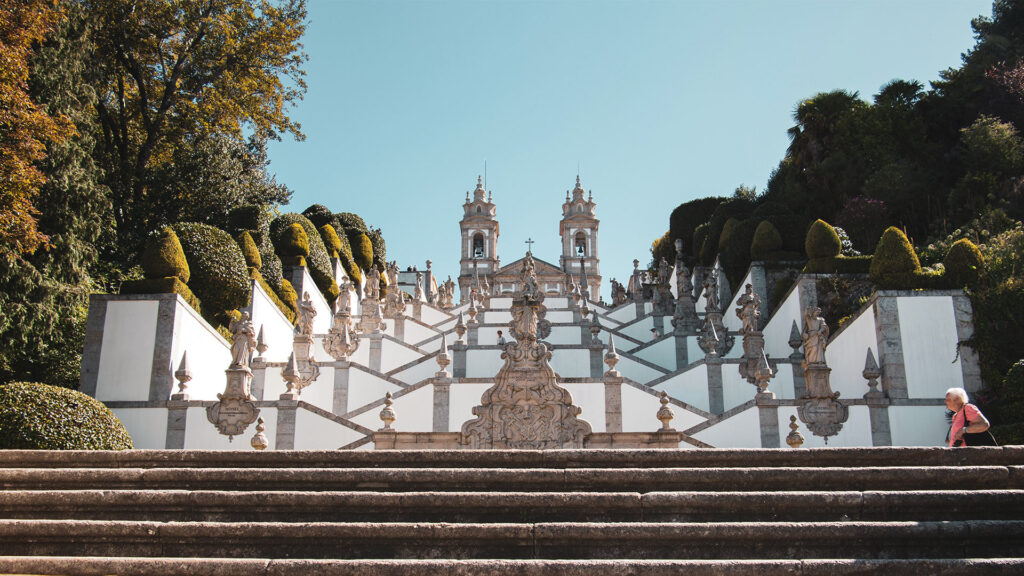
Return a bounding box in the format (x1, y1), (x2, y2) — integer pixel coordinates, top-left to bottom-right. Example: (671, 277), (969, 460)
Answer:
(0, 447), (1023, 575)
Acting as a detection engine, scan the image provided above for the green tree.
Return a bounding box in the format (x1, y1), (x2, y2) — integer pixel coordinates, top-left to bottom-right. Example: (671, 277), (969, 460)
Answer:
(86, 0), (308, 260)
(0, 1), (109, 388)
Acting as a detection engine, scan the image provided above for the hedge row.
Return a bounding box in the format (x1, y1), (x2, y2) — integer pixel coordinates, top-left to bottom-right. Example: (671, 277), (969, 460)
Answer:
(0, 383), (133, 450)
(171, 222), (251, 324)
(270, 212), (339, 304)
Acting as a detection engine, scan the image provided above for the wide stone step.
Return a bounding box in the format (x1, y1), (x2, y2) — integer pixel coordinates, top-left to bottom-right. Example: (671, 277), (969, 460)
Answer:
(1, 466), (1020, 492)
(1, 557), (1023, 576)
(1, 447), (1019, 469)
(3, 490), (1023, 523)
(3, 520), (1023, 559)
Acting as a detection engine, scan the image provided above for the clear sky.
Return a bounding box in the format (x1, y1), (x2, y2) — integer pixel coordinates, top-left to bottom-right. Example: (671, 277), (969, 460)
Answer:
(267, 0), (993, 301)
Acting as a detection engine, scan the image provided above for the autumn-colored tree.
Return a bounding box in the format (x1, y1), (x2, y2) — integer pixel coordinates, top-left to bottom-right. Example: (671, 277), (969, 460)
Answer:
(0, 0), (74, 258)
(86, 0), (307, 259)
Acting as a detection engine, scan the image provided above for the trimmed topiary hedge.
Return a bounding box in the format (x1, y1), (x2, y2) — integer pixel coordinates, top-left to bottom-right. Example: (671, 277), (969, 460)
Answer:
(302, 204), (335, 229)
(870, 226), (927, 288)
(171, 222), (251, 320)
(237, 231), (262, 270)
(367, 228), (387, 273)
(226, 204), (286, 301)
(0, 383), (133, 450)
(141, 227), (190, 283)
(802, 255), (873, 274)
(750, 220), (783, 261)
(278, 223), (309, 264)
(348, 229), (374, 272)
(319, 224), (343, 259)
(805, 219), (842, 260)
(336, 212), (368, 233)
(270, 213), (337, 304)
(944, 238), (985, 289)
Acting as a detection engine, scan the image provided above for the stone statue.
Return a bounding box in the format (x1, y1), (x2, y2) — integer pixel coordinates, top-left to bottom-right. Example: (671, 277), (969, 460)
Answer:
(414, 272), (424, 300)
(297, 292), (317, 336)
(675, 259), (692, 299)
(735, 283), (761, 335)
(658, 257), (672, 285)
(611, 278), (627, 306)
(229, 311), (257, 369)
(802, 306), (829, 364)
(387, 261), (399, 288)
(365, 267), (381, 300)
(703, 270), (720, 311)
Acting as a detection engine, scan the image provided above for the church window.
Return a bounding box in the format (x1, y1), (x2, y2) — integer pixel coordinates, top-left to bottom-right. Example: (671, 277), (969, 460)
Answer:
(473, 233), (484, 258)
(476, 206), (481, 213)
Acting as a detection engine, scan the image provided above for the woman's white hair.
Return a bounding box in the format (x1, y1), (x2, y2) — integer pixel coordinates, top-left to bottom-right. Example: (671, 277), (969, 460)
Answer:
(945, 387), (969, 404)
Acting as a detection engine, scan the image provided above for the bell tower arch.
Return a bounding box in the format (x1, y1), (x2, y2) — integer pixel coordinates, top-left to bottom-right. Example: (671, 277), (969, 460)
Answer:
(559, 176), (601, 298)
(459, 176), (499, 303)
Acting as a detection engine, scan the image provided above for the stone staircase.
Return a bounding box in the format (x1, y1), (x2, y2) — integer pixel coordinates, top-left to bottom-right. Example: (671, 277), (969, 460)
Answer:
(1, 448), (1023, 574)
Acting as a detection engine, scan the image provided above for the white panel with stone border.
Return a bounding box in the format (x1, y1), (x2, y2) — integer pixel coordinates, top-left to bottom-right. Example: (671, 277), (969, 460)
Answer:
(897, 296), (965, 399)
(614, 355), (665, 385)
(466, 350), (504, 377)
(825, 306), (878, 400)
(723, 365), (755, 412)
(247, 280), (294, 363)
(184, 406), (274, 450)
(380, 338), (425, 373)
(777, 405), (872, 448)
(295, 408), (367, 449)
(693, 406), (760, 447)
(607, 305), (638, 324)
(619, 316), (654, 342)
(96, 300), (160, 401)
(347, 369), (403, 413)
(654, 365), (711, 413)
(622, 384), (704, 432)
(449, 383), (493, 432)
(167, 299), (231, 401)
(350, 384), (433, 432)
(547, 326), (581, 345)
(889, 405), (948, 446)
(633, 338), (677, 371)
(562, 382), (606, 433)
(762, 280), (802, 360)
(391, 356), (444, 386)
(111, 408), (168, 449)
(550, 349), (591, 379)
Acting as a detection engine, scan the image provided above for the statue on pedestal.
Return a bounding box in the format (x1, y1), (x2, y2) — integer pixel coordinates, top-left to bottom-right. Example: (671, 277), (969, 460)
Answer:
(229, 312), (257, 369)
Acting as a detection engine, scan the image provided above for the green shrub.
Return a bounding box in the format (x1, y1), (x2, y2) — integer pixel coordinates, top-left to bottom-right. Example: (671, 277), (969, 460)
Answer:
(944, 238), (984, 288)
(279, 277), (298, 309)
(320, 224), (343, 258)
(805, 219), (842, 259)
(692, 222), (710, 261)
(120, 277), (202, 313)
(336, 212), (368, 232)
(750, 220), (783, 261)
(226, 204), (285, 296)
(718, 218), (760, 287)
(237, 231), (262, 270)
(870, 226), (923, 288)
(302, 204), (335, 229)
(270, 213), (336, 303)
(367, 228), (387, 272)
(669, 196), (725, 264)
(279, 223), (309, 261)
(348, 229), (374, 272)
(0, 383), (133, 450)
(770, 274), (796, 310)
(171, 222), (251, 318)
(141, 227), (190, 283)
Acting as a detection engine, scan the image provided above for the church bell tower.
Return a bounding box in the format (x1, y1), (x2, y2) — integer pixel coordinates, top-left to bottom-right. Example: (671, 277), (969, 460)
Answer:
(458, 176), (498, 303)
(559, 176), (601, 298)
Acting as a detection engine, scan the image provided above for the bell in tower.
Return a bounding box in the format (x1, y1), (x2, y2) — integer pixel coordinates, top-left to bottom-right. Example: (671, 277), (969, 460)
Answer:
(559, 175), (601, 299)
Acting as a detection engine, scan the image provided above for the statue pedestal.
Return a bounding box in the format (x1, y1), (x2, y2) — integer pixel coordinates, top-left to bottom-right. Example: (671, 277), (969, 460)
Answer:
(797, 363), (849, 441)
(206, 367), (260, 440)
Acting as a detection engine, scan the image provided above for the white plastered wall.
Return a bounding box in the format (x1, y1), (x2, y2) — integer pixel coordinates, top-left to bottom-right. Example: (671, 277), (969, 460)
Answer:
(449, 383), (492, 432)
(777, 405), (872, 448)
(247, 280), (294, 363)
(633, 338), (677, 371)
(693, 406), (761, 447)
(621, 384), (704, 432)
(825, 307), (878, 400)
(550, 349), (591, 379)
(897, 296), (965, 398)
(890, 405), (947, 446)
(466, 350), (504, 377)
(379, 339), (425, 373)
(350, 384), (433, 432)
(654, 364), (711, 413)
(722, 365), (755, 411)
(346, 368), (403, 413)
(294, 408), (366, 449)
(762, 282), (802, 360)
(96, 300), (159, 401)
(562, 383), (606, 432)
(168, 300), (231, 402)
(112, 408), (168, 449)
(184, 406), (277, 450)
(613, 355), (665, 385)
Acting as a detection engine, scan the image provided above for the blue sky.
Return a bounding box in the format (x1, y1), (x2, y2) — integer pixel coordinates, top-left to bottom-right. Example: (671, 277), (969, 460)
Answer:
(268, 0), (993, 301)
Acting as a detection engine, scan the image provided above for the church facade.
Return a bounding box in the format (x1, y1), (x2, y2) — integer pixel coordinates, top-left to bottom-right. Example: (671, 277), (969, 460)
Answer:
(458, 176), (602, 303)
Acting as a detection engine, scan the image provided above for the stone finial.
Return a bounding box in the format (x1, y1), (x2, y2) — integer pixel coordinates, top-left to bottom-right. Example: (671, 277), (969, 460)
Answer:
(674, 237), (684, 257)
(589, 315), (601, 343)
(282, 352), (300, 396)
(698, 320), (720, 358)
(786, 415), (805, 448)
(580, 300), (591, 319)
(436, 332), (451, 376)
(863, 348), (883, 399)
(173, 351), (192, 396)
(379, 392), (396, 430)
(467, 297), (479, 323)
(255, 326), (268, 360)
(754, 351), (774, 394)
(788, 320), (803, 352)
(604, 334), (621, 377)
(657, 391), (675, 431)
(426, 259), (432, 270)
(250, 418), (268, 451)
(454, 312), (467, 341)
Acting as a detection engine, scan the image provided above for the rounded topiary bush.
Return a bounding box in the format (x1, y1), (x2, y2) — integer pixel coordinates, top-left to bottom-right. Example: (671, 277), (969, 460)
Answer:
(270, 213), (336, 302)
(805, 219), (842, 259)
(237, 230), (262, 270)
(367, 228), (387, 272)
(319, 224), (343, 259)
(141, 227), (190, 283)
(302, 204), (335, 229)
(279, 278), (298, 308)
(226, 204), (285, 295)
(336, 212), (368, 233)
(0, 383), (133, 449)
(944, 238), (984, 288)
(348, 229), (374, 272)
(172, 222), (251, 315)
(870, 226), (921, 283)
(279, 223), (309, 260)
(750, 220), (783, 261)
